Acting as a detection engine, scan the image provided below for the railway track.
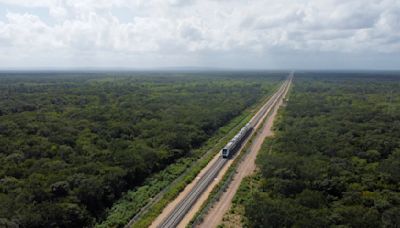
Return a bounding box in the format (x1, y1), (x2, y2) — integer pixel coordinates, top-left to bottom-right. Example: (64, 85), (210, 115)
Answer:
(157, 73), (293, 228)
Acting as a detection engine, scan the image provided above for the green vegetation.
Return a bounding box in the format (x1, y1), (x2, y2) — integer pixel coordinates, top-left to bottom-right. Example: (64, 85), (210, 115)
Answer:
(130, 110), (254, 228)
(196, 95), (280, 228)
(101, 102), (256, 228)
(219, 139), (275, 228)
(189, 100), (272, 227)
(0, 72), (283, 227)
(242, 73), (400, 227)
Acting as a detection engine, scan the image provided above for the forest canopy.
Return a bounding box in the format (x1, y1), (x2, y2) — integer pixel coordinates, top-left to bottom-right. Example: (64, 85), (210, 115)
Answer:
(244, 72), (400, 227)
(0, 72), (282, 227)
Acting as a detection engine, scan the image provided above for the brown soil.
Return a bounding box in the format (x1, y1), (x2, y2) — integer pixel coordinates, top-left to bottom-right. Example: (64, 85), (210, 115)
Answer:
(198, 81), (290, 228)
(149, 152), (224, 228)
(150, 80), (290, 228)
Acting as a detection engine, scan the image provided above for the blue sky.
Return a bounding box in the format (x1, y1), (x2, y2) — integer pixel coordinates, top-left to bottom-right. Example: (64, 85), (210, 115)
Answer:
(0, 0), (399, 70)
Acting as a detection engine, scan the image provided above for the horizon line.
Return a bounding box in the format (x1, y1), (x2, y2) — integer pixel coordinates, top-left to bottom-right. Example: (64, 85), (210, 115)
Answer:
(1, 66), (400, 73)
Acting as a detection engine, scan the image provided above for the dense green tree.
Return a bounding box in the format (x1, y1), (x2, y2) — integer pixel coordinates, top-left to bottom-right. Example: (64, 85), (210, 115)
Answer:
(0, 72), (282, 227)
(245, 72), (400, 228)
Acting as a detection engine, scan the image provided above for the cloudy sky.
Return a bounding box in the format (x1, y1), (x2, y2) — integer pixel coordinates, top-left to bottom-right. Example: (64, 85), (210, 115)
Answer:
(0, 0), (399, 70)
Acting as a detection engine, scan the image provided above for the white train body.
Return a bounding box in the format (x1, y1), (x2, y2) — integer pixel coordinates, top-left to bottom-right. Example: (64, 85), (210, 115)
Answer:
(220, 73), (292, 159)
(221, 123), (253, 158)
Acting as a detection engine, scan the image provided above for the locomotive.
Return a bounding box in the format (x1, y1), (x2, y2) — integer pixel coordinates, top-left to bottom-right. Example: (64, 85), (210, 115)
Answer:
(221, 123), (253, 158)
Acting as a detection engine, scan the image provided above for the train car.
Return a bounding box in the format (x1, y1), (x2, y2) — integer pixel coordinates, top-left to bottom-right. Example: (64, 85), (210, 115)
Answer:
(221, 123), (253, 158)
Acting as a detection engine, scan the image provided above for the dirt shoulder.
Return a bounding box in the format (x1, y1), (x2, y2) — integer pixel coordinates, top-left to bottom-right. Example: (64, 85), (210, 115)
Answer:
(150, 79), (290, 228)
(198, 80), (290, 228)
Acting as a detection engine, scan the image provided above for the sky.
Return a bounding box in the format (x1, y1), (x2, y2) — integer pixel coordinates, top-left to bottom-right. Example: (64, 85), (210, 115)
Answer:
(0, 0), (399, 70)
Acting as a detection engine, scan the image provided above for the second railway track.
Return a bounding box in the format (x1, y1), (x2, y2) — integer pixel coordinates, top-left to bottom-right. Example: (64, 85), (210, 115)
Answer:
(157, 73), (293, 228)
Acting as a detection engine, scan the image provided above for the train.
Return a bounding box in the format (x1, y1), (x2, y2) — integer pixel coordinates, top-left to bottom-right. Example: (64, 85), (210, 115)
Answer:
(221, 123), (253, 158)
(220, 73), (292, 159)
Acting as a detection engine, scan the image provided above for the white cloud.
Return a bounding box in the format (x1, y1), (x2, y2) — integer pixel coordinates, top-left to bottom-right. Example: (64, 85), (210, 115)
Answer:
(0, 0), (399, 69)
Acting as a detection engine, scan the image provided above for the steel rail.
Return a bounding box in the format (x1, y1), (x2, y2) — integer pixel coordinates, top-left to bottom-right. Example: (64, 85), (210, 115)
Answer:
(157, 73), (293, 228)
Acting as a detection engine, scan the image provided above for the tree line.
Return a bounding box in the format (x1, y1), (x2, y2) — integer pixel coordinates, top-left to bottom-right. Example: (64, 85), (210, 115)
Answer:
(0, 72), (282, 227)
(244, 72), (400, 227)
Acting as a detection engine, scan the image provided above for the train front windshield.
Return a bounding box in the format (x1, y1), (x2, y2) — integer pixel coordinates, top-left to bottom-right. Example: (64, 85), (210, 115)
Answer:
(222, 149), (228, 157)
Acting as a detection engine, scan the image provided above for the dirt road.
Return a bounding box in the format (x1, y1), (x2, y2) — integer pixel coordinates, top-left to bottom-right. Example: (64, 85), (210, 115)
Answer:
(198, 77), (291, 227)
(150, 76), (291, 228)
